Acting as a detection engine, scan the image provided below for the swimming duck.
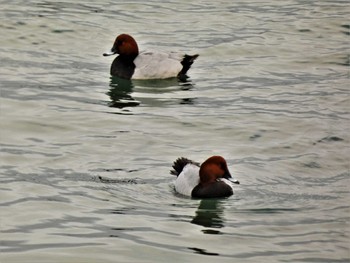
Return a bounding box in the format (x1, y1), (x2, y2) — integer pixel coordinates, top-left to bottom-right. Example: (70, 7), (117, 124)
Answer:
(170, 156), (240, 198)
(103, 34), (199, 79)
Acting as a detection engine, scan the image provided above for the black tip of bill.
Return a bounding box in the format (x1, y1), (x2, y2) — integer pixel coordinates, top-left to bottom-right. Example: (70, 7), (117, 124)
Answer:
(103, 50), (115, 57)
(229, 178), (240, 184)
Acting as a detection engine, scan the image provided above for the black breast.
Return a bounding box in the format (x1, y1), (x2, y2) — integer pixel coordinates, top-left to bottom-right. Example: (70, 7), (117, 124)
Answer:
(192, 181), (233, 198)
(110, 56), (136, 79)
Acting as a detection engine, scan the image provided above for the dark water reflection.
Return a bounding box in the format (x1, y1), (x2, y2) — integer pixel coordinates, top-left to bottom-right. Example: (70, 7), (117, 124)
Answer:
(191, 199), (225, 229)
(107, 76), (196, 108)
(107, 77), (139, 108)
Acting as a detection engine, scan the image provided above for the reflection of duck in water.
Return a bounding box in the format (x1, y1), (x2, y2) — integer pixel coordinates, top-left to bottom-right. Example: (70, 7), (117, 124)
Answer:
(103, 34), (198, 79)
(108, 76), (196, 108)
(107, 76), (140, 108)
(170, 156), (239, 198)
(191, 199), (225, 228)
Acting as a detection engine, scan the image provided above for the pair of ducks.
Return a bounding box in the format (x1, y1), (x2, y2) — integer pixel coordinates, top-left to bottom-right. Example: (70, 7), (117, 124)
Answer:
(103, 34), (239, 198)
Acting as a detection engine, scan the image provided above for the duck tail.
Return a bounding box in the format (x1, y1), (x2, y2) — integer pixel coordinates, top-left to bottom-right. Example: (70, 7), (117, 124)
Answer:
(170, 157), (200, 176)
(178, 54), (199, 76)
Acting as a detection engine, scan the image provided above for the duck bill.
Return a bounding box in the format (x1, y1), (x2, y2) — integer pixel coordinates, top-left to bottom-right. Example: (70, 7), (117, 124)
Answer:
(228, 177), (240, 184)
(103, 47), (117, 56)
(223, 171), (240, 184)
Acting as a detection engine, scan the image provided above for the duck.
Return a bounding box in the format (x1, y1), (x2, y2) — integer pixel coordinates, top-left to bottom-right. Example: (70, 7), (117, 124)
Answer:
(103, 34), (199, 80)
(170, 156), (240, 198)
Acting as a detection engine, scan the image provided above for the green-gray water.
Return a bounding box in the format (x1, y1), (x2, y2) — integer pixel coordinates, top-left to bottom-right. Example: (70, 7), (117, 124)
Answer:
(1, 1), (349, 262)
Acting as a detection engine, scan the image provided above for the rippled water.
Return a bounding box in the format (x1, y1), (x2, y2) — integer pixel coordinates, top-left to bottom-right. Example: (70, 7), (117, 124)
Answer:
(1, 0), (349, 262)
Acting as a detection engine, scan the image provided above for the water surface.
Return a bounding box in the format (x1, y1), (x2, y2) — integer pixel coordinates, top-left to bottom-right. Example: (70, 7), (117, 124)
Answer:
(1, 0), (349, 262)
